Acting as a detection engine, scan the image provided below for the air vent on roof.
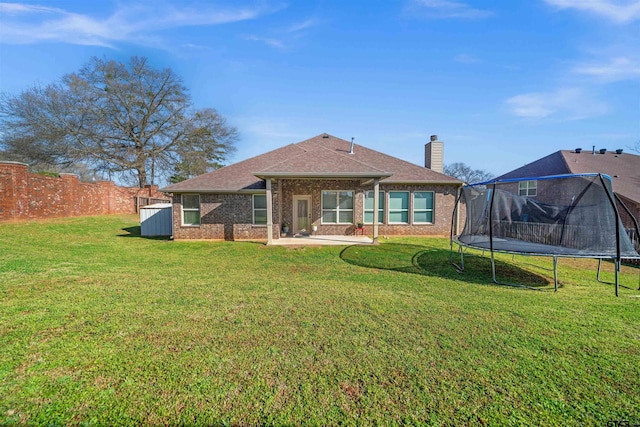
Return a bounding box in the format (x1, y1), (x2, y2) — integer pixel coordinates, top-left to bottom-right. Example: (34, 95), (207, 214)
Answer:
(615, 149), (623, 154)
(322, 134), (329, 138)
(599, 148), (607, 154)
(575, 148), (582, 153)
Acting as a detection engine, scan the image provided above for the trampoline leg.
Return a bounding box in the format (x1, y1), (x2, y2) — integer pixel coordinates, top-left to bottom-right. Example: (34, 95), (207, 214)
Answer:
(449, 241), (465, 273)
(615, 261), (620, 297)
(491, 251), (498, 284)
(553, 256), (558, 292)
(597, 258), (602, 283)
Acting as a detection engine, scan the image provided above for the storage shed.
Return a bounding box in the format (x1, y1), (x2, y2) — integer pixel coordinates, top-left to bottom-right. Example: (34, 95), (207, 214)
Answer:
(140, 203), (173, 237)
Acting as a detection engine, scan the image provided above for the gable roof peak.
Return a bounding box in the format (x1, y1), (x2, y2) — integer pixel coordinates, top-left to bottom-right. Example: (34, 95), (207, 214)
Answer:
(161, 132), (462, 192)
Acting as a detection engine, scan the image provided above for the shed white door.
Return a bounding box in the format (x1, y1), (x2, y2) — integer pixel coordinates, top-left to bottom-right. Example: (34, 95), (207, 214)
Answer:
(293, 195), (312, 234)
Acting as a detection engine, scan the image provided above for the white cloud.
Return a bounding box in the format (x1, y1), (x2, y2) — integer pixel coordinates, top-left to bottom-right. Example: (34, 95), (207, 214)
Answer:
(244, 34), (286, 50)
(284, 18), (316, 33)
(180, 43), (211, 51)
(543, 0), (640, 23)
(573, 56), (640, 81)
(0, 2), (277, 48)
(0, 3), (62, 14)
(405, 0), (493, 19)
(245, 17), (317, 50)
(505, 87), (609, 120)
(453, 53), (480, 64)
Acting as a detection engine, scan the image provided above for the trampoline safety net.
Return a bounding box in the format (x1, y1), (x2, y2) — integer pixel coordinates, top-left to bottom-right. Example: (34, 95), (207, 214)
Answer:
(453, 173), (639, 259)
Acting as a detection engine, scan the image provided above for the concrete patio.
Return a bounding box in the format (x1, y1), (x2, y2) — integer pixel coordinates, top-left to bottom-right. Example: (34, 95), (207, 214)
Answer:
(269, 234), (374, 246)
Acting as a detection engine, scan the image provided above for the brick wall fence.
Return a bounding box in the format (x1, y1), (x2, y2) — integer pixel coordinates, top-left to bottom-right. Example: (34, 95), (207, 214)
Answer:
(0, 161), (167, 221)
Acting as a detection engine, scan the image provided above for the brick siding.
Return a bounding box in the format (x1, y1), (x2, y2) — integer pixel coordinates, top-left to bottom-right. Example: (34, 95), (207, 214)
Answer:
(171, 193), (270, 240)
(0, 161), (166, 221)
(171, 178), (460, 240)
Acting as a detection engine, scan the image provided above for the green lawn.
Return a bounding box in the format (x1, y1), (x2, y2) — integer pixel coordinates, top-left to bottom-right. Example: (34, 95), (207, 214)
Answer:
(1, 215), (639, 426)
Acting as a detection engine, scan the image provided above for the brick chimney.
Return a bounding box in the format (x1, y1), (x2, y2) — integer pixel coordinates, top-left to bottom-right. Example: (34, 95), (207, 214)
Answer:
(424, 135), (444, 173)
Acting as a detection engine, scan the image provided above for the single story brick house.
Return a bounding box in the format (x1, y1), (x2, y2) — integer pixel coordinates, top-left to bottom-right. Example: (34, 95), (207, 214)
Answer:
(160, 133), (463, 243)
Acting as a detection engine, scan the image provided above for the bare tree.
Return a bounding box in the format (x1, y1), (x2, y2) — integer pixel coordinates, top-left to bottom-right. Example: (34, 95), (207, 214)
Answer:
(0, 56), (237, 187)
(444, 162), (494, 184)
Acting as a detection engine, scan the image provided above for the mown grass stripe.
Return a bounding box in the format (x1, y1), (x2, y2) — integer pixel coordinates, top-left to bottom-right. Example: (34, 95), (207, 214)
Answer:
(0, 215), (638, 426)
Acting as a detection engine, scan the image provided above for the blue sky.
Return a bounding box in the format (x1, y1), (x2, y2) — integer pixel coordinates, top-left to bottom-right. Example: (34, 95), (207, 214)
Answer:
(1, 0), (638, 178)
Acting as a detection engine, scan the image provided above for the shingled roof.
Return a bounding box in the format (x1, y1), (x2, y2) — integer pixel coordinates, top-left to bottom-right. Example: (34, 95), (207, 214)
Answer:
(161, 133), (461, 192)
(497, 149), (640, 204)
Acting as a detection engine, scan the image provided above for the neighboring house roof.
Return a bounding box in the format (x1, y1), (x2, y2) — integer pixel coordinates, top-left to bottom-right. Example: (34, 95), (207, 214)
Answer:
(161, 133), (462, 192)
(497, 149), (640, 204)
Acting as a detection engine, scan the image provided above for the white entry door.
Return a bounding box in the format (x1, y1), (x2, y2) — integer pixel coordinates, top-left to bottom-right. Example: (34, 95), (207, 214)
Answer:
(293, 195), (312, 234)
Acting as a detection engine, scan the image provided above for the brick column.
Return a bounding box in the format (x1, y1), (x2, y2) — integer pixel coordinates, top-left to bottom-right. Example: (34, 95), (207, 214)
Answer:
(97, 181), (115, 214)
(145, 184), (160, 197)
(0, 161), (29, 220)
(59, 173), (80, 216)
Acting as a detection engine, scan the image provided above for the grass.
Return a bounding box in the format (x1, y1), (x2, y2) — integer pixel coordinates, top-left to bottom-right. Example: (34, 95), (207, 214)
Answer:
(1, 215), (639, 426)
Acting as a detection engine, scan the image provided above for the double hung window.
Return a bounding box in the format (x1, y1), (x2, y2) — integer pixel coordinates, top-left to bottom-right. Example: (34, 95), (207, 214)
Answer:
(182, 194), (200, 226)
(364, 191), (384, 224)
(322, 191), (354, 224)
(253, 194), (267, 225)
(388, 192), (409, 224)
(519, 181), (537, 196)
(413, 192), (434, 223)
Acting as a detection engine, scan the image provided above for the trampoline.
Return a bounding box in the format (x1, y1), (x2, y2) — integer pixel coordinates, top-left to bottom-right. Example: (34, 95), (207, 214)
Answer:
(450, 173), (640, 295)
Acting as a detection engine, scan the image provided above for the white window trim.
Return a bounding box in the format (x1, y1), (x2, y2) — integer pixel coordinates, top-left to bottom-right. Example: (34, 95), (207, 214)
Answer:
(519, 180), (537, 196)
(321, 190), (354, 225)
(252, 194), (268, 226)
(413, 191), (435, 224)
(181, 194), (200, 226)
(388, 191), (409, 224)
(363, 191), (385, 224)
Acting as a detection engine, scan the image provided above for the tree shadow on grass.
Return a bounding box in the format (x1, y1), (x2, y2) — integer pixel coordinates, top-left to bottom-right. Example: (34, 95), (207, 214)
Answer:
(117, 226), (171, 241)
(340, 242), (554, 289)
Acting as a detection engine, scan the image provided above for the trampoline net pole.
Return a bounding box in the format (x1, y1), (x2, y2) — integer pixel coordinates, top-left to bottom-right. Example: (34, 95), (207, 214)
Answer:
(489, 182), (497, 284)
(553, 256), (558, 292)
(615, 261), (620, 297)
(449, 189), (465, 272)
